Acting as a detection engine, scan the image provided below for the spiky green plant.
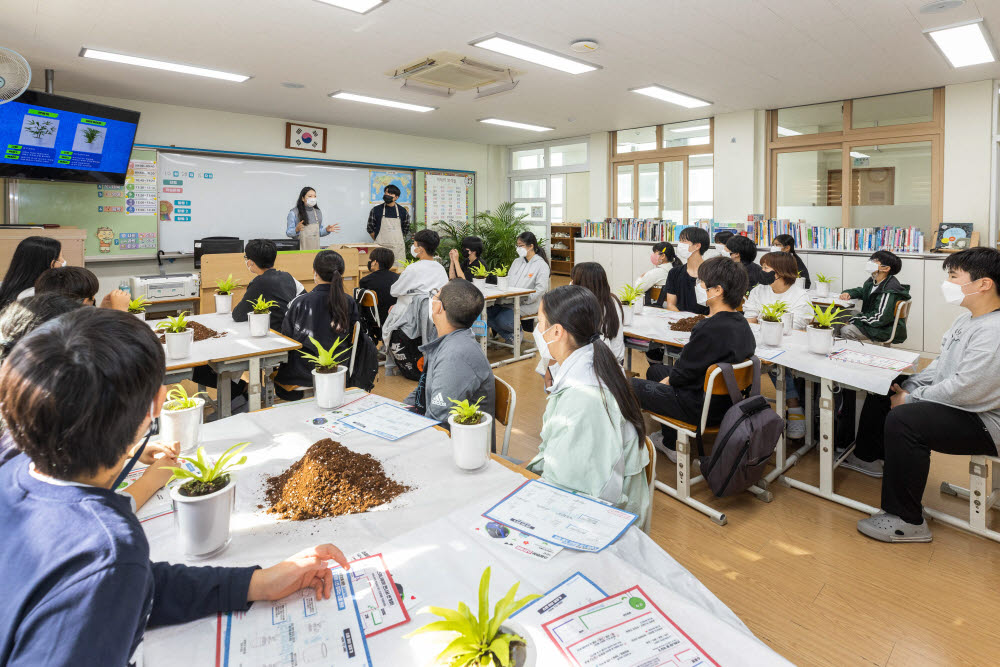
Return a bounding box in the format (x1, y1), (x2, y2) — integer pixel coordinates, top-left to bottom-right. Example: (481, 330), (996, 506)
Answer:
(247, 294), (277, 314)
(492, 264), (510, 278)
(406, 567), (540, 667)
(470, 263), (490, 279)
(815, 273), (836, 284)
(760, 301), (788, 323)
(81, 127), (102, 144)
(449, 396), (486, 426)
(127, 296), (151, 314)
(810, 302), (846, 329)
(155, 312), (190, 334)
(299, 336), (350, 372)
(166, 442), (249, 496)
(618, 283), (645, 306)
(215, 274), (239, 295)
(398, 257), (418, 269)
(164, 384), (208, 411)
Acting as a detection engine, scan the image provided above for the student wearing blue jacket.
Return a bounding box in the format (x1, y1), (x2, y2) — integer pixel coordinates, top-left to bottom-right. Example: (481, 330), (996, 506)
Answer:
(0, 308), (349, 666)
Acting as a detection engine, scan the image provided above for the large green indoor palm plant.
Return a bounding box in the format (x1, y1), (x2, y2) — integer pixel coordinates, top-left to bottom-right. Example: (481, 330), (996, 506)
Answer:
(432, 202), (545, 271)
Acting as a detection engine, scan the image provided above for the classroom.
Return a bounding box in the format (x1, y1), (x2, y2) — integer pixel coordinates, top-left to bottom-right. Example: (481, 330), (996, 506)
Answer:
(1, 1), (999, 665)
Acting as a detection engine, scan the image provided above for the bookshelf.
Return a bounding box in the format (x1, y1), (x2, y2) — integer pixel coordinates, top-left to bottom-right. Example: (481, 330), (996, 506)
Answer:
(550, 223), (581, 276)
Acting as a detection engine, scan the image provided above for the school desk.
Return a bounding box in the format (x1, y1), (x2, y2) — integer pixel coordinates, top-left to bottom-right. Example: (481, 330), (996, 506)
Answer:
(140, 396), (792, 666)
(476, 284), (537, 368)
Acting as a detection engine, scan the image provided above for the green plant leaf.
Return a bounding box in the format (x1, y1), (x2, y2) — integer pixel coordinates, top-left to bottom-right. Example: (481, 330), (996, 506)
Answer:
(488, 633), (517, 667)
(433, 635), (482, 665)
(618, 283), (644, 306)
(478, 567), (491, 641)
(246, 294), (278, 314)
(215, 274), (239, 294)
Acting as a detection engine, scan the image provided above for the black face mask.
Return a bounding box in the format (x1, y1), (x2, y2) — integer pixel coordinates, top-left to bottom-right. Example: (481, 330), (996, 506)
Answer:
(383, 194), (394, 204)
(759, 270), (777, 286)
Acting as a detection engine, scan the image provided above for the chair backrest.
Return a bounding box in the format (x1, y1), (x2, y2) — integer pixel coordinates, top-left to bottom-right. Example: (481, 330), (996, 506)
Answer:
(494, 376), (516, 457)
(358, 289), (380, 328)
(348, 320), (361, 376)
(649, 286), (662, 303)
(699, 359), (756, 433)
(883, 299), (911, 347)
(642, 436), (655, 534)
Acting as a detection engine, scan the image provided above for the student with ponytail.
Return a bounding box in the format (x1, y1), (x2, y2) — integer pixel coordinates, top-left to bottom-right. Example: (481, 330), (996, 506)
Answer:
(525, 285), (650, 527)
(276, 250), (359, 390)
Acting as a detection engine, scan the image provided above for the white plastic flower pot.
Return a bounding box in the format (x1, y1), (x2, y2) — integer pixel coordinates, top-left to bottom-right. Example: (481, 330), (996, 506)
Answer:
(761, 320), (784, 347)
(781, 312), (794, 335)
(497, 276), (509, 291)
(313, 366), (348, 409)
(248, 312), (270, 337)
(815, 281), (830, 297)
(807, 325), (834, 355)
(159, 398), (205, 454)
(473, 277), (487, 289)
(795, 277), (806, 289)
(634, 300), (644, 316)
(170, 476), (236, 558)
(214, 293), (232, 314)
(133, 312), (146, 321)
(164, 329), (193, 360)
(622, 304), (634, 326)
(449, 412), (493, 472)
(500, 619), (537, 667)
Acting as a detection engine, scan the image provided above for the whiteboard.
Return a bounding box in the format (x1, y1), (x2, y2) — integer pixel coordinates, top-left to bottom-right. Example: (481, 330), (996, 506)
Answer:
(157, 152), (412, 253)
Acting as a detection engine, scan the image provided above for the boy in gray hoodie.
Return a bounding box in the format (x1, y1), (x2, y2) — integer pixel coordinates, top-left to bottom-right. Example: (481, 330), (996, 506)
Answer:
(845, 248), (1000, 543)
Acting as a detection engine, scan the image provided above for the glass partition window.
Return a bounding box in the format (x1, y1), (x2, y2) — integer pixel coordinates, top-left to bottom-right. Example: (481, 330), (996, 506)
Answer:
(852, 91), (933, 129)
(637, 163), (660, 218)
(511, 148), (544, 171)
(688, 154), (713, 221)
(662, 161), (683, 222)
(549, 142), (587, 167)
(776, 149), (843, 226)
(513, 202), (547, 222)
(616, 126), (657, 153)
(550, 174), (565, 223)
(616, 165), (635, 217)
(776, 102), (843, 136)
(512, 178), (546, 200)
(663, 120), (711, 148)
(848, 142), (931, 230)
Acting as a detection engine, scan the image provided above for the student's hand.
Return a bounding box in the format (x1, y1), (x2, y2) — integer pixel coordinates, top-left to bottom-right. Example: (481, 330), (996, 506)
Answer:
(247, 544), (351, 602)
(296, 221), (306, 233)
(139, 452), (179, 489)
(659, 376), (670, 385)
(325, 224), (340, 233)
(102, 289), (131, 312)
(889, 383), (908, 409)
(449, 248), (459, 262)
(134, 440), (180, 465)
(839, 292), (850, 300)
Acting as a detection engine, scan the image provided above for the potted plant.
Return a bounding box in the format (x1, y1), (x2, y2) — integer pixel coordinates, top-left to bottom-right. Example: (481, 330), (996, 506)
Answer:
(246, 294), (276, 337)
(407, 567), (541, 667)
(814, 273), (836, 297)
(470, 263), (490, 289)
(155, 312), (193, 360)
(128, 296), (151, 321)
(492, 264), (510, 291)
(807, 302), (845, 355)
(166, 442), (249, 558)
(759, 301), (787, 347)
(160, 384), (208, 454)
(618, 284), (644, 326)
(448, 396), (493, 471)
(300, 335), (350, 408)
(795, 270), (805, 290)
(215, 274), (239, 314)
(398, 257), (418, 270)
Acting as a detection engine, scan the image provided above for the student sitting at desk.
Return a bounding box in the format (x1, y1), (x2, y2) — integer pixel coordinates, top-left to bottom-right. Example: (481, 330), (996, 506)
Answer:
(359, 246), (398, 325)
(771, 234), (810, 289)
(726, 234), (773, 293)
(0, 308), (350, 666)
(848, 248), (1000, 543)
(390, 229), (448, 308)
(407, 279), (495, 443)
(632, 258), (756, 461)
(232, 239), (298, 329)
(526, 285), (650, 527)
(634, 242), (679, 306)
(448, 235), (493, 283)
(709, 230), (735, 259)
(664, 227), (710, 316)
(837, 250), (911, 344)
(0, 236), (65, 310)
(487, 232), (549, 343)
(574, 262), (625, 364)
(34, 266), (130, 311)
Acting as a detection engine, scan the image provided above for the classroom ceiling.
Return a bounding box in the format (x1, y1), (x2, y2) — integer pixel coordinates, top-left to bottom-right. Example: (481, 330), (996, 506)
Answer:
(3, 0), (1000, 147)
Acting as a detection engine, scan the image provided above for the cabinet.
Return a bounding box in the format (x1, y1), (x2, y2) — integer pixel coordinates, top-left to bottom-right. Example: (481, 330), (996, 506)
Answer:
(549, 223), (580, 277)
(575, 240), (595, 265)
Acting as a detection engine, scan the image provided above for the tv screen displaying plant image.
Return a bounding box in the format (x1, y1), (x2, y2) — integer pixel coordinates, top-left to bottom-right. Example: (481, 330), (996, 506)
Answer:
(0, 91), (140, 185)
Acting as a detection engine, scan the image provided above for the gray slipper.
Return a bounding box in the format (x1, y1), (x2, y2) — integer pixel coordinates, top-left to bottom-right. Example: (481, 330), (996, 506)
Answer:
(840, 453), (884, 478)
(857, 512), (932, 543)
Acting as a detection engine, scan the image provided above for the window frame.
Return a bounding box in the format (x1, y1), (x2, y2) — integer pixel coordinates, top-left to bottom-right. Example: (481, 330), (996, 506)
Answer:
(507, 136), (589, 231)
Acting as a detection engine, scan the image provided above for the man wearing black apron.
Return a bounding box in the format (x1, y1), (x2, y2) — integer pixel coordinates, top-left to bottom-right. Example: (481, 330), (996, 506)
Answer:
(367, 184), (409, 264)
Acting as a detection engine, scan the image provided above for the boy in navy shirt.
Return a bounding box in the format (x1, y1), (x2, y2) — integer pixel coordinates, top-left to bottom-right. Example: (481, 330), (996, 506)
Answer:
(0, 308), (349, 666)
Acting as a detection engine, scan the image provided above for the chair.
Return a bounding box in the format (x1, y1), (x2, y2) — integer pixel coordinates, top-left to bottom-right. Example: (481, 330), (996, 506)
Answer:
(645, 359), (772, 525)
(879, 299), (912, 348)
(649, 287), (662, 303)
(924, 454), (1000, 544)
(348, 321), (361, 377)
(642, 436), (656, 534)
(494, 376), (517, 457)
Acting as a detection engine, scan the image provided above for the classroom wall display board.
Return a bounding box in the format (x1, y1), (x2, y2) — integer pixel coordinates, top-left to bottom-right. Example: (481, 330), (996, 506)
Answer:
(157, 152), (397, 253)
(414, 169), (475, 228)
(15, 148), (159, 259)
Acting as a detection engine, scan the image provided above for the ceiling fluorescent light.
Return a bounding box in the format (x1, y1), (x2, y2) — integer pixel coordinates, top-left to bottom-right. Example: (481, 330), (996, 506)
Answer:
(924, 19), (996, 68)
(777, 126), (802, 136)
(470, 34), (599, 74)
(850, 151), (870, 159)
(669, 124), (710, 132)
(479, 118), (553, 132)
(630, 85), (711, 108)
(329, 91), (435, 112)
(79, 48), (250, 82)
(313, 0), (388, 14)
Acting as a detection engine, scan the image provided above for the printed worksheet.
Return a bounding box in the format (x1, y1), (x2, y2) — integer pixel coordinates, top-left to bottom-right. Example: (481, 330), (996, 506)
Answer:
(337, 554), (410, 637)
(220, 569), (372, 666)
(337, 404), (438, 441)
(304, 393), (411, 437)
(828, 349), (915, 371)
(543, 586), (718, 667)
(483, 480), (637, 552)
(512, 572), (606, 623)
(470, 518), (564, 561)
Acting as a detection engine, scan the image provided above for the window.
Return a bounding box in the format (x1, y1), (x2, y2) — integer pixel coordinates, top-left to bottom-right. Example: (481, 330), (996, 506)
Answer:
(507, 137), (589, 227)
(550, 174), (565, 223)
(776, 101), (844, 137)
(513, 202), (547, 222)
(852, 91), (933, 129)
(662, 161), (683, 222)
(637, 163), (659, 218)
(847, 141), (931, 230)
(549, 142), (587, 167)
(513, 179), (546, 199)
(688, 154), (713, 221)
(616, 165), (634, 217)
(616, 126), (657, 153)
(663, 120), (711, 148)
(775, 149), (843, 226)
(511, 147), (544, 171)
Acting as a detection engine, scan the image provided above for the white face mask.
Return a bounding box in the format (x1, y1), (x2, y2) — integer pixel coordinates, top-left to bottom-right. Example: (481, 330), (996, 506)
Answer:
(532, 324), (555, 360)
(770, 246), (782, 253)
(411, 244), (419, 258)
(428, 298), (437, 322)
(695, 282), (709, 306)
(305, 197), (317, 207)
(60, 259), (67, 267)
(716, 243), (727, 255)
(865, 260), (879, 274)
(516, 247), (528, 259)
(941, 280), (973, 305)
(676, 242), (692, 261)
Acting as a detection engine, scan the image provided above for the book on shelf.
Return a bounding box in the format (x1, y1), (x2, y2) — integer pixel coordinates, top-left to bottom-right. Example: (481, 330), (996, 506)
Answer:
(744, 215), (925, 253)
(580, 219), (711, 242)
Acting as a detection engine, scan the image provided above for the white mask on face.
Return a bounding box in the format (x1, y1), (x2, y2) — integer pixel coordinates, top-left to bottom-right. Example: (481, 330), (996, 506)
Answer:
(516, 247), (528, 259)
(941, 280), (973, 305)
(532, 324), (555, 360)
(305, 197), (317, 207)
(770, 246), (781, 253)
(676, 242), (692, 261)
(60, 259), (67, 267)
(428, 298), (437, 322)
(695, 282), (709, 306)
(865, 260), (879, 274)
(411, 244), (419, 258)
(716, 243), (727, 255)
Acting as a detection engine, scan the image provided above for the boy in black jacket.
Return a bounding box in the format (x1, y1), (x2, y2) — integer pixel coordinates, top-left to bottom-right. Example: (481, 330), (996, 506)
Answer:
(359, 246), (398, 325)
(632, 258), (756, 459)
(838, 250), (911, 344)
(232, 239), (298, 329)
(0, 308), (348, 666)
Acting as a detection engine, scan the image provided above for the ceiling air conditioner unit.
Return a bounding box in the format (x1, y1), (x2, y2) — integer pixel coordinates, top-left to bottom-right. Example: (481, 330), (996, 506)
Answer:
(386, 52), (518, 92)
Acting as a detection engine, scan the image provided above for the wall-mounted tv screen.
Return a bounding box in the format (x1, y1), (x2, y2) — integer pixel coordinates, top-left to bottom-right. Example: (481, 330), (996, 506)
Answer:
(0, 91), (140, 185)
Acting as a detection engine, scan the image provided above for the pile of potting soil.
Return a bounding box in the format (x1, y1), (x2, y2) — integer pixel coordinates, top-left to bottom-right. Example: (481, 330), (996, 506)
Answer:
(670, 315), (707, 332)
(264, 439), (411, 520)
(157, 321), (228, 344)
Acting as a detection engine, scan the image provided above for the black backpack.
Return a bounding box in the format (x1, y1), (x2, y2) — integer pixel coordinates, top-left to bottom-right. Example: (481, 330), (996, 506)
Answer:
(347, 318), (378, 392)
(698, 358), (784, 497)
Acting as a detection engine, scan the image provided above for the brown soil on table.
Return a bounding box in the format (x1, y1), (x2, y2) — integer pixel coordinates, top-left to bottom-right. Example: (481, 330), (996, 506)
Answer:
(157, 321), (228, 344)
(177, 474), (230, 497)
(264, 439), (411, 520)
(670, 315), (707, 332)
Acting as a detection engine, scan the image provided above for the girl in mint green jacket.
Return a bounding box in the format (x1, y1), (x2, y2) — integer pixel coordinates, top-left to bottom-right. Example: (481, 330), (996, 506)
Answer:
(526, 286), (651, 529)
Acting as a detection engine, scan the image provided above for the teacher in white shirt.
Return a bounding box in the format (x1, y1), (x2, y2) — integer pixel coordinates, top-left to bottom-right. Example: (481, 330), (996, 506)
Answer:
(286, 186), (339, 250)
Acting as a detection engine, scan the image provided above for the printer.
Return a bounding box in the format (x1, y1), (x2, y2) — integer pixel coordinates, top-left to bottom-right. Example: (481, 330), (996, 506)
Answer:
(129, 273), (200, 300)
